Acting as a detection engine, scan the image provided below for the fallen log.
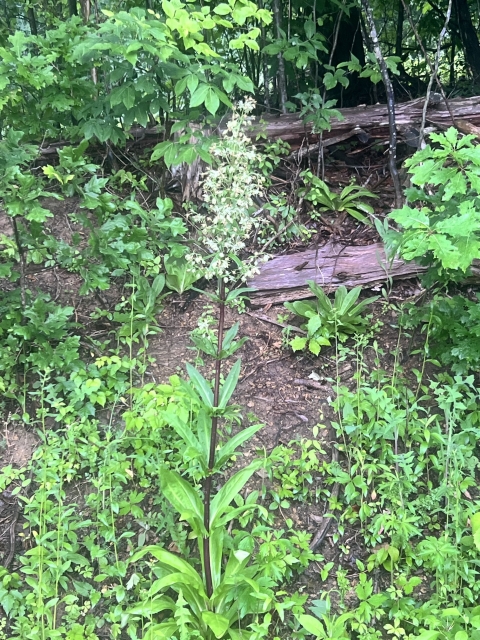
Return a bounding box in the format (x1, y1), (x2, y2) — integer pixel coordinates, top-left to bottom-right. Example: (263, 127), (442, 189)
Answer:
(248, 242), (480, 306)
(247, 242), (426, 307)
(36, 95), (480, 163)
(250, 95), (480, 150)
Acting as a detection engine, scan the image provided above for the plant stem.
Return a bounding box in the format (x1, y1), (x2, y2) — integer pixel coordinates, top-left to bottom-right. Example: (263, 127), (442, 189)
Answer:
(203, 277), (226, 598)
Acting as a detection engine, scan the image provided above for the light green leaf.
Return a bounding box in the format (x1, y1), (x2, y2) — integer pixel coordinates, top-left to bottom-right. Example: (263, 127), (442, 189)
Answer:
(213, 3), (231, 15)
(297, 614), (326, 637)
(210, 459), (263, 528)
(215, 423), (263, 469)
(159, 468), (205, 535)
(128, 596), (175, 616)
(218, 359), (241, 409)
(290, 336), (307, 351)
(205, 87), (220, 115)
(202, 611), (230, 638)
(190, 83), (209, 108)
(186, 363), (213, 408)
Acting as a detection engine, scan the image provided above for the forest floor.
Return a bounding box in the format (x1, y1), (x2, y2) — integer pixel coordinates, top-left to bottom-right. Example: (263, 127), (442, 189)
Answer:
(1, 140), (477, 639)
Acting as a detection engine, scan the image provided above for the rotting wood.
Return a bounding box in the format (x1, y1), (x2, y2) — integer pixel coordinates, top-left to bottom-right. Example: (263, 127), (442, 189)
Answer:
(247, 242), (428, 306)
(36, 95), (480, 165)
(248, 241), (480, 306)
(248, 95), (480, 148)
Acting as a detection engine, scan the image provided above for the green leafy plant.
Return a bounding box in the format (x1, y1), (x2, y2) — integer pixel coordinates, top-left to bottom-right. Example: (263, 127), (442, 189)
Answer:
(299, 170), (378, 224)
(284, 282), (378, 355)
(380, 127), (480, 282)
(402, 293), (480, 375)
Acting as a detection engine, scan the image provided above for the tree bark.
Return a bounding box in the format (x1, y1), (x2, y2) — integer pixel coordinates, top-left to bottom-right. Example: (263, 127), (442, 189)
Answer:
(360, 0), (403, 207)
(272, 0), (288, 114)
(395, 0), (404, 60)
(453, 0), (480, 80)
(26, 6), (37, 35)
(68, 0), (78, 17)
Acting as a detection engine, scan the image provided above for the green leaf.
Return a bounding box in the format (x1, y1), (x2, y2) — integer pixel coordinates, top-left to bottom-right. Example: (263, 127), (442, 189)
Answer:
(205, 87), (220, 115)
(159, 468), (205, 535)
(164, 410), (205, 466)
(186, 363), (213, 408)
(129, 545), (202, 584)
(143, 622), (178, 639)
(210, 459), (263, 528)
(471, 512), (480, 550)
(202, 611), (230, 638)
(190, 83), (209, 108)
(215, 423), (263, 469)
(297, 614), (326, 637)
(196, 409), (211, 465)
(291, 336), (307, 351)
(213, 3), (231, 15)
(110, 84), (136, 110)
(128, 596), (175, 616)
(218, 359), (241, 409)
(307, 314), (322, 335)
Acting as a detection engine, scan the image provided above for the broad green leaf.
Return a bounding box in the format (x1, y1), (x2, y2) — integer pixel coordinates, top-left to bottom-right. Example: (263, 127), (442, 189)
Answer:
(205, 87), (220, 115)
(472, 512), (480, 550)
(128, 596), (175, 616)
(164, 410), (205, 466)
(143, 622), (178, 639)
(129, 545), (201, 584)
(337, 286), (361, 315)
(307, 314), (322, 335)
(209, 526), (224, 591)
(190, 83), (209, 108)
(213, 3), (231, 15)
(148, 572), (203, 596)
(186, 363), (214, 408)
(309, 338), (321, 355)
(297, 614), (326, 637)
(290, 336), (307, 351)
(159, 468), (205, 535)
(196, 409), (211, 464)
(412, 632), (440, 640)
(210, 459), (263, 528)
(110, 84), (136, 110)
(218, 359), (241, 409)
(202, 611), (230, 638)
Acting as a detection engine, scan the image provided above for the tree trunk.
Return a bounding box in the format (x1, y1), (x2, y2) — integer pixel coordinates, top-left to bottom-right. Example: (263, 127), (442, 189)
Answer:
(272, 0), (288, 114)
(68, 0), (78, 16)
(395, 0), (404, 60)
(26, 6), (37, 35)
(453, 0), (480, 80)
(360, 0), (403, 207)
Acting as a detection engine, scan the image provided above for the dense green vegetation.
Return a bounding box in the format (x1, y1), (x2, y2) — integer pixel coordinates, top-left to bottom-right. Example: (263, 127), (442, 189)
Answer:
(1, 0), (480, 638)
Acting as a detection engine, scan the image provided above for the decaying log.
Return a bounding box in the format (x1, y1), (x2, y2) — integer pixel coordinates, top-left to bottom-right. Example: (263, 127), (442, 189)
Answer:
(247, 242), (427, 306)
(248, 95), (480, 149)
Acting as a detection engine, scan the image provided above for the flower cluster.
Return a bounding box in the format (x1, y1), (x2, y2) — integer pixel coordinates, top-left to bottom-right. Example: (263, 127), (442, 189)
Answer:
(186, 97), (268, 283)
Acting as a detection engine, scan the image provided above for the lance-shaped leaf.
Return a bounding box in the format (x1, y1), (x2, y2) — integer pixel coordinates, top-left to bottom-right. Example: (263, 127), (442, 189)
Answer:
(186, 363), (214, 408)
(159, 468), (206, 536)
(218, 359), (241, 410)
(210, 459), (263, 529)
(214, 423), (263, 470)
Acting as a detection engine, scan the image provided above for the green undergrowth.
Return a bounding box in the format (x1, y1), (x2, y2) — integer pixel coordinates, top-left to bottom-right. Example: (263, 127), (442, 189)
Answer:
(2, 110), (480, 640)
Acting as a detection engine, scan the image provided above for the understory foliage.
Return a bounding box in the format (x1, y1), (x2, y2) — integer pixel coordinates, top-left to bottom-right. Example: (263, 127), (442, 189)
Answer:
(2, 0), (480, 638)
